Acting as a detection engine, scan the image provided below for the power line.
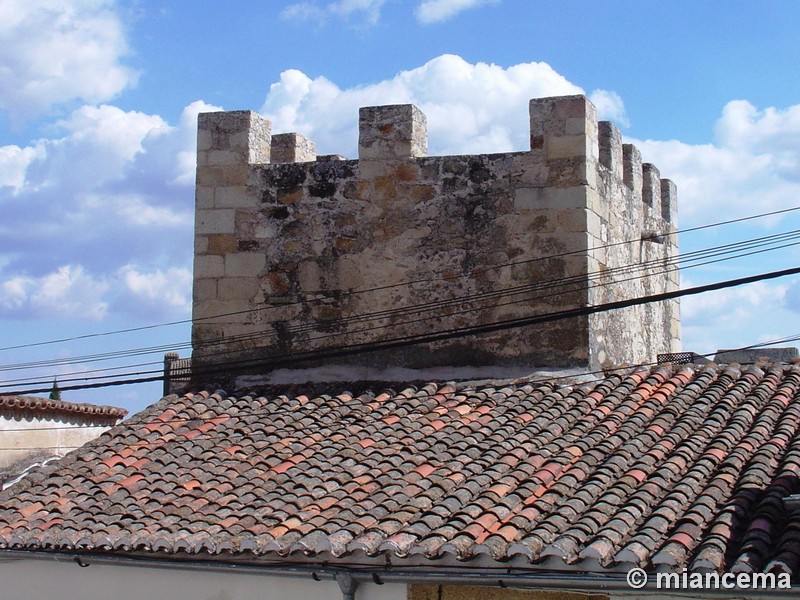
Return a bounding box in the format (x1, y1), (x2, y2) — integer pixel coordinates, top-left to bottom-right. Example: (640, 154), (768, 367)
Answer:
(3, 225), (798, 382)
(184, 229), (800, 345)
(2, 204), (799, 354)
(0, 250), (776, 388)
(0, 359), (166, 386)
(178, 237), (800, 381)
(223, 229), (800, 342)
(4, 332), (800, 439)
(3, 264), (800, 396)
(3, 230), (799, 390)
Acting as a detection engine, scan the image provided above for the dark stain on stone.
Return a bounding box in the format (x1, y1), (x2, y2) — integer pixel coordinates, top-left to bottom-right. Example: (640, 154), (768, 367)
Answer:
(266, 206), (290, 220)
(237, 240), (260, 251)
(468, 160), (492, 184)
(309, 181), (337, 198)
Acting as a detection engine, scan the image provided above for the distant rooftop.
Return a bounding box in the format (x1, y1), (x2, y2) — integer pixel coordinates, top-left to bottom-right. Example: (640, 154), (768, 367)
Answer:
(0, 395), (127, 420)
(715, 346), (799, 365)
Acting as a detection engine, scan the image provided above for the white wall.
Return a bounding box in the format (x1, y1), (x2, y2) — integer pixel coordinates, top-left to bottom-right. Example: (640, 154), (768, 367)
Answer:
(0, 558), (407, 600)
(0, 415), (113, 468)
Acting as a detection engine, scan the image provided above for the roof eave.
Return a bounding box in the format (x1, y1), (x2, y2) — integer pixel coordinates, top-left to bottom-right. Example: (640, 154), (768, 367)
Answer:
(1, 548), (797, 598)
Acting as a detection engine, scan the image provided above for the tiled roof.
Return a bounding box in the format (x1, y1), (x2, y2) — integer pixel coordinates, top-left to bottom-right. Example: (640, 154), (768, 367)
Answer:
(2, 363), (800, 579)
(0, 395), (127, 420)
(1, 453), (61, 492)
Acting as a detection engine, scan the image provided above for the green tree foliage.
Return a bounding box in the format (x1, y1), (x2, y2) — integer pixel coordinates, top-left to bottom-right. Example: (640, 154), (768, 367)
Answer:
(49, 379), (61, 401)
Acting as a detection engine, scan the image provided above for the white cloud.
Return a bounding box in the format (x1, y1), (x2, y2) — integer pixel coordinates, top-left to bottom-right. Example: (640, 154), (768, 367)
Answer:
(0, 265), (109, 320)
(679, 279), (795, 356)
(782, 279), (800, 315)
(46, 104), (170, 185)
(415, 0), (499, 24)
(118, 265), (192, 318)
(261, 54), (626, 157)
(0, 100), (206, 322)
(0, 263), (193, 322)
(329, 0), (386, 24)
(82, 193), (191, 228)
(682, 280), (786, 322)
(0, 143), (45, 192)
(0, 0), (138, 120)
(589, 89), (629, 128)
(281, 0), (496, 26)
(715, 100), (800, 154)
(57, 105), (169, 158)
(626, 99), (800, 356)
(1, 101), (196, 220)
(281, 0), (386, 25)
(281, 2), (327, 23)
(0, 105), (171, 213)
(634, 99), (800, 226)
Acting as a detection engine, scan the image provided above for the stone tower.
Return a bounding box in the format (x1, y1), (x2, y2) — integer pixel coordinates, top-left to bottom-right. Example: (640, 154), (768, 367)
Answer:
(191, 95), (679, 384)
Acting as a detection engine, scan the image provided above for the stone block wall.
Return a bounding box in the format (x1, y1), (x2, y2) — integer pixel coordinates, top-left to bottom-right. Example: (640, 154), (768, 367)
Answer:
(191, 95), (680, 380)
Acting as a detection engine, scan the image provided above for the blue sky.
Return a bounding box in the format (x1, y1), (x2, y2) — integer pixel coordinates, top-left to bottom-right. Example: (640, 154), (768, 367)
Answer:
(2, 0), (800, 414)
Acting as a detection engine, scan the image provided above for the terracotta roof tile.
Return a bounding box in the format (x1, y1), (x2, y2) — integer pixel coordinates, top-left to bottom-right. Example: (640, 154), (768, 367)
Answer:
(5, 363), (800, 578)
(0, 395), (126, 420)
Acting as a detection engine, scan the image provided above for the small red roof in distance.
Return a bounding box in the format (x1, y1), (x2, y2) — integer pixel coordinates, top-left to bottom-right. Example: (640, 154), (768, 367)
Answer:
(0, 395), (127, 420)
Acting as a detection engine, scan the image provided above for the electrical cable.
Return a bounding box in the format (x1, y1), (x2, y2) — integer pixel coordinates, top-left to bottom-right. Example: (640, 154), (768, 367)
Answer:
(2, 232), (795, 388)
(3, 226), (798, 379)
(4, 331), (800, 439)
(2, 204), (798, 354)
(3, 263), (800, 396)
(3, 231), (799, 389)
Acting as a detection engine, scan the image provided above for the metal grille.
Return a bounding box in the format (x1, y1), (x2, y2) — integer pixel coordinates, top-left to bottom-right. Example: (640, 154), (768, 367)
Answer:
(163, 353), (192, 396)
(657, 352), (699, 365)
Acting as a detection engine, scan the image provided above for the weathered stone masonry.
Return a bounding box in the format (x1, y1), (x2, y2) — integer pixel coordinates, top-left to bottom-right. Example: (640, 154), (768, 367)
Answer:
(192, 95), (680, 379)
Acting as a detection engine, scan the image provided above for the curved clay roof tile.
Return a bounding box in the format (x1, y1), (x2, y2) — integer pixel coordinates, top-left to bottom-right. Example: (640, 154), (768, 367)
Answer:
(0, 395), (126, 419)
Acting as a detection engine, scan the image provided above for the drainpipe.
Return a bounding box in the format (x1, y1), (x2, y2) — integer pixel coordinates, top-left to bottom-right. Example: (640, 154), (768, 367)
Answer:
(336, 572), (358, 600)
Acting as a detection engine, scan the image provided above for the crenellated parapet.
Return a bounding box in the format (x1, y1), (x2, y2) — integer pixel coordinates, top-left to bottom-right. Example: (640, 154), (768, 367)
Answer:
(270, 132), (317, 164)
(191, 95), (680, 382)
(358, 104), (428, 160)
